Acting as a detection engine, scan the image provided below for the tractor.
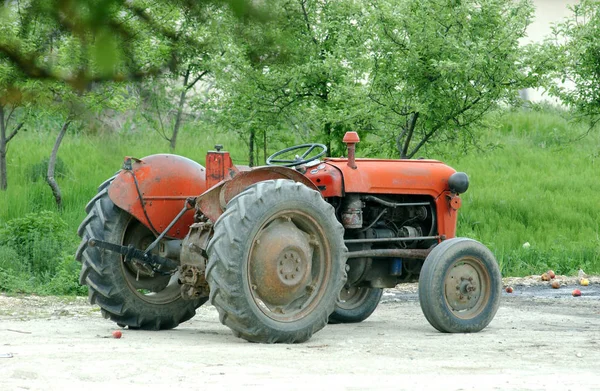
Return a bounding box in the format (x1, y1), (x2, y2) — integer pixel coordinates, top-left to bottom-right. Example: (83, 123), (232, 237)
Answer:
(76, 132), (501, 343)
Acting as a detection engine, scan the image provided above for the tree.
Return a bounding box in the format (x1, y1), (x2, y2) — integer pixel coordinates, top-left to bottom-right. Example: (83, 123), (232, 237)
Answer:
(541, 0), (600, 129)
(0, 0), (266, 90)
(366, 0), (537, 158)
(137, 5), (223, 151)
(0, 87), (27, 191)
(210, 0), (373, 164)
(43, 83), (131, 209)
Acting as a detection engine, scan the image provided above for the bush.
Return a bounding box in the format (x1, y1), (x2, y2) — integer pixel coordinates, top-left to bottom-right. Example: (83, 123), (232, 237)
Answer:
(0, 245), (34, 292)
(0, 211), (83, 294)
(0, 210), (70, 277)
(28, 156), (69, 182)
(40, 254), (87, 296)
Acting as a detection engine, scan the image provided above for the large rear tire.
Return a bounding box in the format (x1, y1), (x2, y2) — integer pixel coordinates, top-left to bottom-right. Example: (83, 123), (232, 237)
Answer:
(329, 286), (383, 324)
(206, 180), (347, 343)
(76, 179), (205, 330)
(418, 238), (501, 333)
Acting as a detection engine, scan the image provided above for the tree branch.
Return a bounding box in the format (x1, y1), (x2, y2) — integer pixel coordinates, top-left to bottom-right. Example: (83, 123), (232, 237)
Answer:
(401, 112), (419, 157)
(186, 70), (209, 91)
(4, 106), (16, 130)
(300, 0), (319, 45)
(6, 122), (24, 143)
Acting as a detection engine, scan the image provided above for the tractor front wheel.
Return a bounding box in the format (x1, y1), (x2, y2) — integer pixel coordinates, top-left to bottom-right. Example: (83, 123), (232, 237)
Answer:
(206, 180), (347, 343)
(418, 238), (501, 333)
(76, 180), (205, 330)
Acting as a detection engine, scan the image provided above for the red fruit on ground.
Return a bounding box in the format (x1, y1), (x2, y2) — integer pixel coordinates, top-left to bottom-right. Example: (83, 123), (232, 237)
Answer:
(548, 270), (556, 279)
(506, 287), (514, 293)
(572, 289), (582, 297)
(112, 330), (122, 339)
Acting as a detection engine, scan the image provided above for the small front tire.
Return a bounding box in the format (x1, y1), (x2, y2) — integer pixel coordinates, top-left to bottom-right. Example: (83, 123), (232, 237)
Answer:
(418, 238), (501, 333)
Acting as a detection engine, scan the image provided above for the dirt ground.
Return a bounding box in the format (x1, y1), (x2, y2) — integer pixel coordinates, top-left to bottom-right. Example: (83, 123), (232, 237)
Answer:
(1, 277), (599, 391)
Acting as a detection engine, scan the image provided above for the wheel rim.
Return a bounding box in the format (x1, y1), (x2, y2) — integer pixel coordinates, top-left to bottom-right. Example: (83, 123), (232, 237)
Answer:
(120, 219), (181, 305)
(443, 256), (491, 319)
(247, 210), (331, 322)
(337, 286), (371, 310)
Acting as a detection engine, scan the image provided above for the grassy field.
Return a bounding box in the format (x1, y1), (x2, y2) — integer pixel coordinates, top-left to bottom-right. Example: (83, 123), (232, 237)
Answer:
(0, 107), (598, 294)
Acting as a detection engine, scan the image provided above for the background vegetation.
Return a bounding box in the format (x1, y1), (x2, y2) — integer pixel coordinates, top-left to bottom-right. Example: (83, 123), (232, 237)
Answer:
(0, 106), (598, 295)
(0, 0), (599, 295)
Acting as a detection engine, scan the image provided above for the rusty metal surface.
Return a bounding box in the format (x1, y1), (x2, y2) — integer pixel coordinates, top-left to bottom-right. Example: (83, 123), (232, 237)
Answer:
(249, 218), (314, 307)
(443, 256), (491, 319)
(435, 191), (459, 239)
(247, 211), (331, 322)
(196, 167), (319, 223)
(341, 195), (363, 229)
(221, 167), (318, 206)
(344, 236), (440, 244)
(326, 158), (455, 197)
(205, 150), (237, 189)
(195, 183), (226, 223)
(108, 154), (206, 239)
(346, 248), (431, 260)
(342, 131), (360, 169)
(302, 162), (344, 197)
(179, 221), (213, 300)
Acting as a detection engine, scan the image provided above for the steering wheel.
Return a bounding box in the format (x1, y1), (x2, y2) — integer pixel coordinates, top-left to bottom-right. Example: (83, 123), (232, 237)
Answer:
(266, 143), (328, 167)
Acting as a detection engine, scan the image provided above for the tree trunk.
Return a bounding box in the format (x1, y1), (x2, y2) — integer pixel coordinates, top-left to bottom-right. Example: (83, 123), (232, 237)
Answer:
(263, 130), (267, 165)
(324, 122), (332, 156)
(46, 119), (71, 210)
(0, 106), (7, 191)
(249, 128), (256, 167)
(171, 67), (191, 151)
(399, 112), (419, 159)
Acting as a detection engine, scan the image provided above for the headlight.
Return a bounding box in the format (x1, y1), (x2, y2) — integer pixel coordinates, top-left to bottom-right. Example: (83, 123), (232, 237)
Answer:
(448, 172), (469, 194)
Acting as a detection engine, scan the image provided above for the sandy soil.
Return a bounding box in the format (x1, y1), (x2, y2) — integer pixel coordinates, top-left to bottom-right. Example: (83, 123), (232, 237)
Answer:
(1, 278), (599, 391)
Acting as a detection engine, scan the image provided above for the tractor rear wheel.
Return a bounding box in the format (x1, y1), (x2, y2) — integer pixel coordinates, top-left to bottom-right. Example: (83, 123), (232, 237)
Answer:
(76, 180), (205, 330)
(329, 286), (383, 323)
(418, 238), (501, 333)
(206, 179), (347, 343)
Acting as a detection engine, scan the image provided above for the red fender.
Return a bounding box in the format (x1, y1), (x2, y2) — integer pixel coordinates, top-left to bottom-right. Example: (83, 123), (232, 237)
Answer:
(196, 166), (319, 222)
(108, 154), (207, 239)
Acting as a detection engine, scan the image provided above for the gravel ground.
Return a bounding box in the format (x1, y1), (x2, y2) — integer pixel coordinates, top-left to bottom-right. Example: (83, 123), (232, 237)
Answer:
(0, 276), (599, 391)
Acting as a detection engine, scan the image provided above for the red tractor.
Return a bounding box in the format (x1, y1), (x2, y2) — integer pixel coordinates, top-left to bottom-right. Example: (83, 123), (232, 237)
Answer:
(76, 132), (501, 343)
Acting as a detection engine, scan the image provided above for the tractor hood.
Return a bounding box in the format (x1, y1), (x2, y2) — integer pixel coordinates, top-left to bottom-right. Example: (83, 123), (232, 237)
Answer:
(304, 158), (457, 198)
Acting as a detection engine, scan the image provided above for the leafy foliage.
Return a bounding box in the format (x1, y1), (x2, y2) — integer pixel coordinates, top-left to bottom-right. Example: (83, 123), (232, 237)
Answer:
(540, 0), (600, 128)
(210, 0), (538, 161)
(366, 0), (537, 158)
(0, 0), (262, 89)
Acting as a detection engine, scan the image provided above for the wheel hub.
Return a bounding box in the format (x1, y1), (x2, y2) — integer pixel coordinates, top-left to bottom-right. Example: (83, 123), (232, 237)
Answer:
(445, 262), (483, 313)
(250, 218), (313, 306)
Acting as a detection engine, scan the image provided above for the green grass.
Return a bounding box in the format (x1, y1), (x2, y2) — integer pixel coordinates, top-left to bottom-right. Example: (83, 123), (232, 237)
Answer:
(446, 109), (600, 276)
(0, 108), (598, 295)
